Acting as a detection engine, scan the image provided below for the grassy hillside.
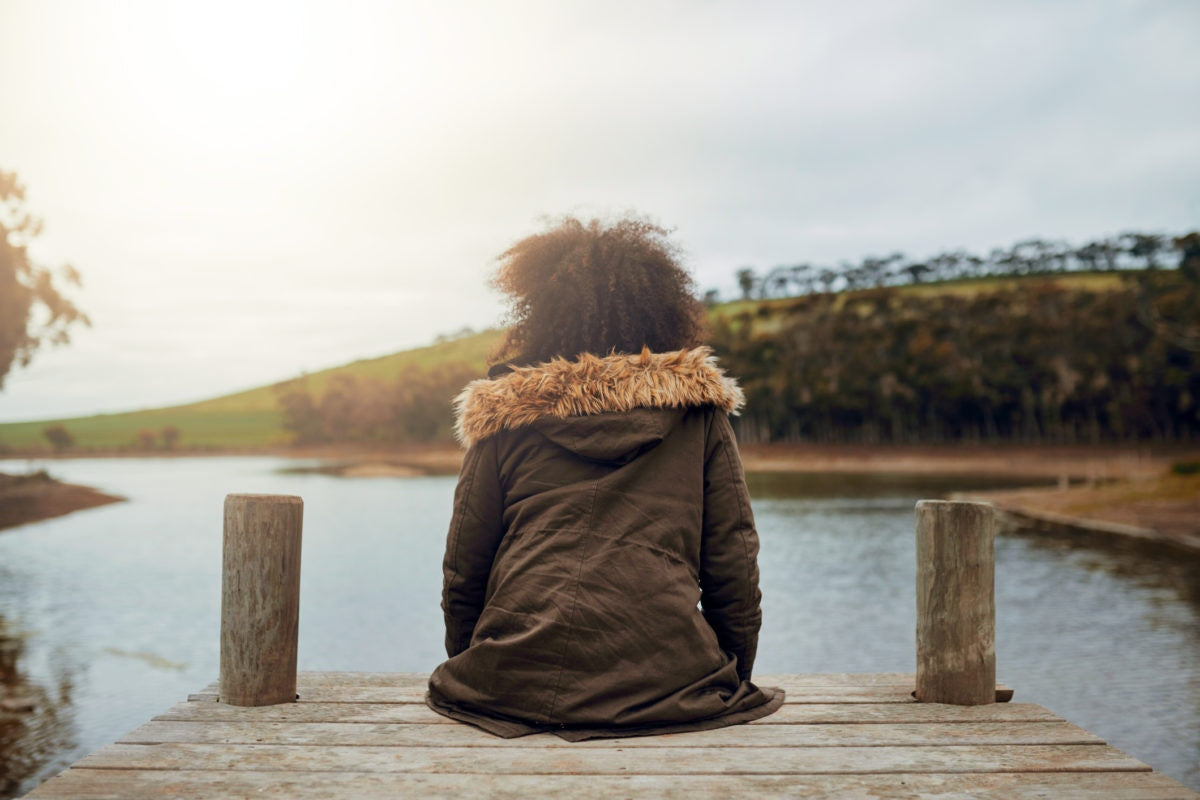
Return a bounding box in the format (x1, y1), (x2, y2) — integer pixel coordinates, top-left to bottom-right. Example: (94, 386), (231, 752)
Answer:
(0, 329), (502, 451)
(0, 271), (1134, 452)
(713, 270), (1196, 444)
(709, 271), (1132, 337)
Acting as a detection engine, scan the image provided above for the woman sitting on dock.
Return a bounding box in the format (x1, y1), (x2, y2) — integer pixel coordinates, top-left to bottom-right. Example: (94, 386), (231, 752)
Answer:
(426, 216), (783, 739)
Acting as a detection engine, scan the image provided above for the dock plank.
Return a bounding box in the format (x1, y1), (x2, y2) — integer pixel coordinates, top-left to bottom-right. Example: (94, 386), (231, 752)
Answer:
(25, 672), (1197, 799)
(187, 685), (938, 704)
(119, 719), (1103, 747)
(206, 672), (922, 687)
(189, 673), (1014, 704)
(155, 699), (1062, 725)
(76, 742), (1150, 775)
(27, 770), (1200, 800)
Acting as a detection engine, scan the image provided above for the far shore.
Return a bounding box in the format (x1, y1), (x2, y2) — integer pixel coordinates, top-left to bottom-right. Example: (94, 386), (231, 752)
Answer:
(0, 471), (124, 532)
(4, 441), (1194, 487)
(4, 443), (1197, 552)
(960, 475), (1200, 558)
(5, 440), (1193, 478)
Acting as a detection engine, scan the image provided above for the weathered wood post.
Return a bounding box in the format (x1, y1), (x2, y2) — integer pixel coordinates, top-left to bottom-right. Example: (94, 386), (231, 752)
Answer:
(915, 499), (996, 705)
(220, 493), (303, 706)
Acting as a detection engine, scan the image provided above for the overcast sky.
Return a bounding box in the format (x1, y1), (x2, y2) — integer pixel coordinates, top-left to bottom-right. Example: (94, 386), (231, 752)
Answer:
(1, 0), (1197, 421)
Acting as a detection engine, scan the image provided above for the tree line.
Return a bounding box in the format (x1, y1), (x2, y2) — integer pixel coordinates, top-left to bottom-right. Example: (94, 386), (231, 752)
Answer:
(276, 364), (477, 445)
(711, 251), (1199, 445)
(725, 230), (1187, 301)
(270, 232), (1198, 448)
(39, 423), (182, 452)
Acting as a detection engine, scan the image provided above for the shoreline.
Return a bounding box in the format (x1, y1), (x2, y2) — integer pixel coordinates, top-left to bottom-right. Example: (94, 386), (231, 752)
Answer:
(4, 444), (1197, 554)
(737, 442), (1174, 480)
(956, 471), (1200, 557)
(6, 441), (1189, 477)
(0, 471), (124, 532)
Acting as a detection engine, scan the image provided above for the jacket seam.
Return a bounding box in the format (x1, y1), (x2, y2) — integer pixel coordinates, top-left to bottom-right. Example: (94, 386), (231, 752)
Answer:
(446, 446), (481, 652)
(717, 419), (754, 674)
(448, 447), (480, 580)
(542, 480), (600, 724)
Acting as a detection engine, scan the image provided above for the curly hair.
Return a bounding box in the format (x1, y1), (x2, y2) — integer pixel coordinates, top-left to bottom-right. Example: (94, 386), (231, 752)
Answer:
(490, 216), (707, 366)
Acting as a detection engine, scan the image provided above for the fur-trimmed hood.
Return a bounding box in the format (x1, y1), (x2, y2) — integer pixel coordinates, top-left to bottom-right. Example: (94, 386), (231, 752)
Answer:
(454, 346), (744, 447)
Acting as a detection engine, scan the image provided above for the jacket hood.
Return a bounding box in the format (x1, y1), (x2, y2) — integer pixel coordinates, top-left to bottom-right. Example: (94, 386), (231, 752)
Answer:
(454, 346), (744, 451)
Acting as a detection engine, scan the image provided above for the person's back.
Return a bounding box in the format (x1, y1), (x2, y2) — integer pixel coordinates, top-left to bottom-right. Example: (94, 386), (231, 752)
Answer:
(425, 217), (783, 739)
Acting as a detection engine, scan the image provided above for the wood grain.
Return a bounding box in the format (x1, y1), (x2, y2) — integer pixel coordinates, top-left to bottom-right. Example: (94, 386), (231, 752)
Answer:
(156, 699), (1058, 726)
(916, 499), (997, 705)
(24, 671), (1198, 800)
(219, 494), (303, 707)
(189, 687), (1015, 704)
(119, 719), (1103, 747)
(27, 770), (1197, 800)
(74, 742), (1151, 775)
(193, 685), (935, 704)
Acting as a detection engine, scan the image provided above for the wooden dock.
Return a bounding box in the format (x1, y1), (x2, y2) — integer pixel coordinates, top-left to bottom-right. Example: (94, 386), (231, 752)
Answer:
(25, 671), (1198, 798)
(24, 497), (1197, 797)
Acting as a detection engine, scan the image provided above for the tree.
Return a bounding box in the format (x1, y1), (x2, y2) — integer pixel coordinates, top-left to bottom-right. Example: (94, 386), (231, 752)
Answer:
(760, 265), (794, 298)
(0, 169), (89, 389)
(859, 253), (903, 288)
(1122, 232), (1167, 269)
(1178, 232), (1200, 283)
(789, 263), (814, 294)
(902, 261), (931, 284)
(161, 425), (181, 450)
(42, 424), (74, 452)
(735, 267), (757, 300)
(1133, 232), (1200, 352)
(277, 379), (324, 444)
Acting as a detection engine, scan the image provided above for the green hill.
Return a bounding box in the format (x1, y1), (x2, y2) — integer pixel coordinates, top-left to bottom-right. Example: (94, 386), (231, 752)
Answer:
(0, 271), (1144, 453)
(0, 329), (502, 451)
(711, 270), (1197, 444)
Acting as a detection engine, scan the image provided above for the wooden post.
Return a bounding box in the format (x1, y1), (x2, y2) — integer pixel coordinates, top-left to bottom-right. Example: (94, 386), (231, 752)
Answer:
(220, 494), (303, 706)
(915, 499), (995, 705)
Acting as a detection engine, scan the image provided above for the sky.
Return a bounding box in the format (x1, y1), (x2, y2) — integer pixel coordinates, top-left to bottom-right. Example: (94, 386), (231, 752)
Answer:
(1, 0), (1198, 421)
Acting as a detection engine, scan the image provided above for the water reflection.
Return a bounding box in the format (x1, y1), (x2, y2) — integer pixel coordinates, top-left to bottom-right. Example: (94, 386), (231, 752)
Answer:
(1007, 524), (1200, 609)
(993, 531), (1200, 792)
(0, 617), (76, 799)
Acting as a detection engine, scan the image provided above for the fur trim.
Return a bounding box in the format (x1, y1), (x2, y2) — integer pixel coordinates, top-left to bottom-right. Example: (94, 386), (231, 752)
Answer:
(455, 346), (744, 446)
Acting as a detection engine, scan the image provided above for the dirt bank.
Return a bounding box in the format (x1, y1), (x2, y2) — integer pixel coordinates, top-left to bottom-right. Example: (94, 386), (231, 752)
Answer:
(276, 443), (465, 477)
(958, 471), (1200, 556)
(0, 471), (124, 532)
(736, 443), (1180, 480)
(285, 442), (1190, 481)
(282, 461), (429, 478)
(9, 442), (1193, 482)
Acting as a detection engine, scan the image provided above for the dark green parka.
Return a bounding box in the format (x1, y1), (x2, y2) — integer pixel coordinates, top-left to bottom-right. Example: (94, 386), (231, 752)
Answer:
(426, 347), (783, 739)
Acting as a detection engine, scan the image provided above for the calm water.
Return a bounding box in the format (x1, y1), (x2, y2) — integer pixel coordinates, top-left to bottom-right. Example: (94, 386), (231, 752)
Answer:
(0, 457), (1197, 795)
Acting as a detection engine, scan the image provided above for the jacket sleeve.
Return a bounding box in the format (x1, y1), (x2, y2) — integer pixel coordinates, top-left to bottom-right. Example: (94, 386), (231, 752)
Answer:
(699, 411), (763, 683)
(441, 437), (507, 657)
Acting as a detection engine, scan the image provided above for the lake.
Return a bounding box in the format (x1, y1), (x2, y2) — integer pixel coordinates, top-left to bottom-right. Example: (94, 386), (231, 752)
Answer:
(0, 456), (1197, 796)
